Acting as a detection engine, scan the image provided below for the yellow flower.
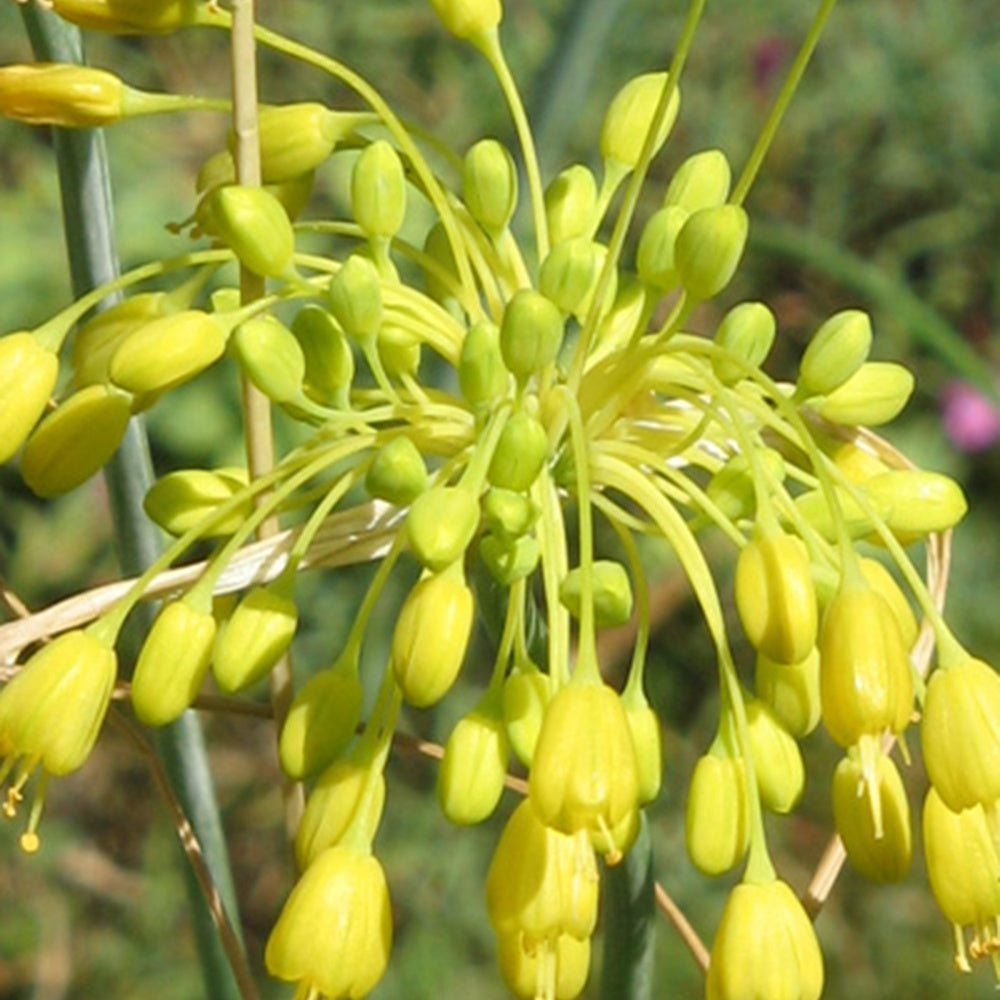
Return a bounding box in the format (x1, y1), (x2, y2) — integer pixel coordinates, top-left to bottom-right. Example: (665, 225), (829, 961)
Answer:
(0, 332), (58, 465)
(48, 0), (203, 34)
(0, 63), (125, 127)
(496, 930), (590, 1000)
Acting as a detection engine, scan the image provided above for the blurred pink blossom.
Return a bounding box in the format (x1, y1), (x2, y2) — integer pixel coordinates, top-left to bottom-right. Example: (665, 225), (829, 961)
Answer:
(941, 380), (1000, 452)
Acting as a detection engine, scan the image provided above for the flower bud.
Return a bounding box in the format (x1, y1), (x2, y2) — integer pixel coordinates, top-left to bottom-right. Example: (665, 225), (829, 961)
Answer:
(212, 583), (298, 693)
(793, 484), (880, 543)
(437, 706), (509, 825)
(406, 485), (479, 571)
(635, 205), (687, 292)
(20, 384), (131, 497)
(429, 0), (502, 40)
(206, 185), (296, 280)
(131, 598), (217, 726)
(488, 412), (549, 492)
(705, 879), (824, 1000)
(278, 661), (364, 780)
(833, 750), (911, 882)
(559, 560), (634, 629)
(483, 487), (537, 539)
(685, 749), (748, 876)
(480, 533), (540, 585)
(329, 255), (383, 342)
(351, 139), (407, 241)
(862, 469), (968, 537)
(712, 301), (776, 385)
(705, 449), (786, 523)
(599, 72), (680, 169)
(921, 657), (1000, 814)
(735, 529), (818, 666)
(545, 164), (598, 246)
(662, 148), (732, 212)
(821, 436), (892, 484)
(499, 289), (565, 383)
(858, 558), (918, 651)
(248, 103), (360, 183)
(365, 435), (428, 505)
(798, 309), (872, 397)
(143, 467), (251, 537)
(109, 309), (228, 394)
(0, 63), (125, 127)
(377, 323), (421, 378)
(537, 239), (603, 320)
(675, 204), (749, 301)
(813, 361), (914, 427)
(463, 138), (518, 237)
(623, 689), (662, 804)
(745, 697), (805, 814)
(290, 304), (355, 406)
(48, 0), (202, 34)
(231, 315), (306, 404)
(391, 569), (474, 707)
(0, 332), (58, 464)
(265, 844), (392, 1000)
(421, 220), (461, 303)
(754, 647), (821, 739)
(502, 663), (550, 767)
(496, 931), (590, 1000)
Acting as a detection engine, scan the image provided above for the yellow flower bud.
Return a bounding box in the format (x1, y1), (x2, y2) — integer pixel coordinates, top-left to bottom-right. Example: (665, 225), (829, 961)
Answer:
(623, 689), (662, 804)
(745, 697), (805, 814)
(675, 204), (749, 301)
(685, 749), (749, 876)
(496, 931), (591, 1000)
(502, 663), (551, 767)
(821, 436), (892, 485)
(206, 185), (296, 280)
(0, 332), (58, 464)
(635, 205), (687, 291)
(429, 0), (502, 40)
(20, 383), (131, 498)
(463, 138), (518, 237)
(378, 323), (421, 379)
(735, 529), (818, 666)
(290, 304), (355, 407)
(365, 435), (428, 505)
(278, 661), (364, 780)
(858, 558), (918, 651)
(406, 486), (480, 571)
(230, 315), (306, 404)
(265, 844), (392, 999)
(793, 484), (882, 543)
(539, 238), (605, 318)
(48, 0), (202, 34)
(712, 301), (776, 385)
(437, 706), (509, 825)
(813, 361), (914, 427)
(662, 148), (732, 212)
(529, 678), (640, 861)
(500, 289), (565, 383)
(705, 878), (824, 1000)
(544, 164), (598, 246)
(862, 469), (968, 538)
(480, 533), (540, 586)
(922, 657), (1000, 814)
(109, 309), (228, 394)
(488, 412), (549, 492)
(391, 569), (474, 707)
(754, 647), (821, 739)
(599, 72), (680, 170)
(459, 320), (508, 406)
(798, 309), (873, 397)
(0, 63), (124, 127)
(833, 750), (911, 882)
(329, 255), (383, 342)
(559, 560), (634, 629)
(143, 467), (251, 537)
(351, 139), (407, 241)
(130, 598), (216, 726)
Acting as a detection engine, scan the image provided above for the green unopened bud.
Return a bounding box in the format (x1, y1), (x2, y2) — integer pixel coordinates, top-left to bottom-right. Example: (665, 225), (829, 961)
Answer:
(488, 412), (548, 492)
(675, 204), (748, 301)
(499, 289), (565, 382)
(421, 220), (461, 304)
(463, 138), (517, 238)
(794, 485), (882, 543)
(755, 647), (821, 739)
(599, 72), (680, 169)
(207, 185), (296, 280)
(483, 488), (537, 539)
(862, 469), (968, 537)
(109, 309), (228, 394)
(212, 583), (298, 693)
(251, 103), (361, 183)
(21, 384), (131, 497)
(231, 315), (306, 404)
(712, 301), (776, 385)
(705, 449), (786, 523)
(377, 324), (421, 378)
(813, 361), (914, 427)
(501, 663), (550, 767)
(539, 238), (606, 318)
(480, 532), (540, 585)
(406, 485), (479, 570)
(290, 305), (355, 406)
(365, 436), (428, 505)
(131, 597), (216, 726)
(459, 320), (508, 406)
(593, 276), (647, 359)
(544, 164), (598, 246)
(662, 148), (731, 212)
(635, 205), (687, 291)
(143, 467), (251, 537)
(685, 748), (748, 876)
(0, 332), (58, 464)
(437, 706), (509, 825)
(559, 560), (634, 629)
(329, 255), (383, 342)
(798, 309), (873, 397)
(352, 140), (406, 241)
(746, 697), (805, 814)
(391, 569), (474, 707)
(429, 0), (502, 40)
(48, 0), (202, 34)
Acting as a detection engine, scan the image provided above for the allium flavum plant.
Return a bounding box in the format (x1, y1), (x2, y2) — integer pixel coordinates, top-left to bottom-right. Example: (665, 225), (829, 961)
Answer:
(0, 0), (996, 998)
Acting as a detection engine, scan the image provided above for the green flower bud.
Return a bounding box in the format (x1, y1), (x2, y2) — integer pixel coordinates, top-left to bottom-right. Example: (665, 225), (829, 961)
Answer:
(483, 488), (536, 539)
(279, 661), (364, 780)
(539, 238), (603, 316)
(377, 323), (421, 378)
(391, 569), (474, 707)
(559, 560), (634, 629)
(251, 103), (361, 183)
(429, 0), (502, 40)
(437, 705), (509, 825)
(231, 315), (306, 404)
(48, 0), (202, 34)
(488, 412), (548, 492)
(131, 598), (217, 727)
(463, 138), (518, 238)
(544, 164), (598, 246)
(592, 275), (647, 359)
(479, 532), (540, 585)
(290, 304), (355, 407)
(685, 749), (749, 876)
(745, 697), (805, 814)
(735, 529), (818, 665)
(662, 148), (731, 212)
(798, 309), (873, 397)
(365, 435), (428, 505)
(497, 930), (590, 1000)
(674, 204), (749, 301)
(0, 332), (58, 464)
(212, 583), (298, 693)
(755, 647), (821, 739)
(207, 184), (296, 280)
(459, 320), (508, 406)
(813, 361), (914, 427)
(499, 289), (565, 382)
(329, 255), (383, 342)
(143, 467), (251, 537)
(793, 485), (882, 543)
(20, 384), (131, 497)
(635, 205), (687, 292)
(406, 485), (480, 571)
(109, 309), (228, 394)
(833, 750), (911, 882)
(712, 301), (776, 385)
(599, 72), (680, 169)
(351, 139), (406, 241)
(421, 220), (461, 304)
(862, 469), (968, 537)
(706, 449), (786, 523)
(501, 663), (550, 767)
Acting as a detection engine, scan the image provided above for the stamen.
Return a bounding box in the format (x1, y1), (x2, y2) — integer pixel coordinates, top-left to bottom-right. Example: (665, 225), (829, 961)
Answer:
(19, 770), (49, 854)
(858, 735), (884, 840)
(595, 814), (622, 866)
(953, 924), (972, 973)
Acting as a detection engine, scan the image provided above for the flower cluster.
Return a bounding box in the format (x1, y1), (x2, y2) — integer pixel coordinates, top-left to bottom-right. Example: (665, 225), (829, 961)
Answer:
(0, 0), (997, 997)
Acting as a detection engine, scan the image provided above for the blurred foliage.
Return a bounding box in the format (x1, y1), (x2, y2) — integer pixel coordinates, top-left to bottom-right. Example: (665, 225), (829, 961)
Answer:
(0, 0), (998, 998)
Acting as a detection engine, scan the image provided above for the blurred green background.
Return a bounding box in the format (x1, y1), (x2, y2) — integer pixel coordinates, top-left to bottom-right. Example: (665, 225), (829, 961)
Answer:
(0, 0), (999, 998)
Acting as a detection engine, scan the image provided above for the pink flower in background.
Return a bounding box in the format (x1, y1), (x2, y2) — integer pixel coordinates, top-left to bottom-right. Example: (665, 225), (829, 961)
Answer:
(941, 380), (1000, 452)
